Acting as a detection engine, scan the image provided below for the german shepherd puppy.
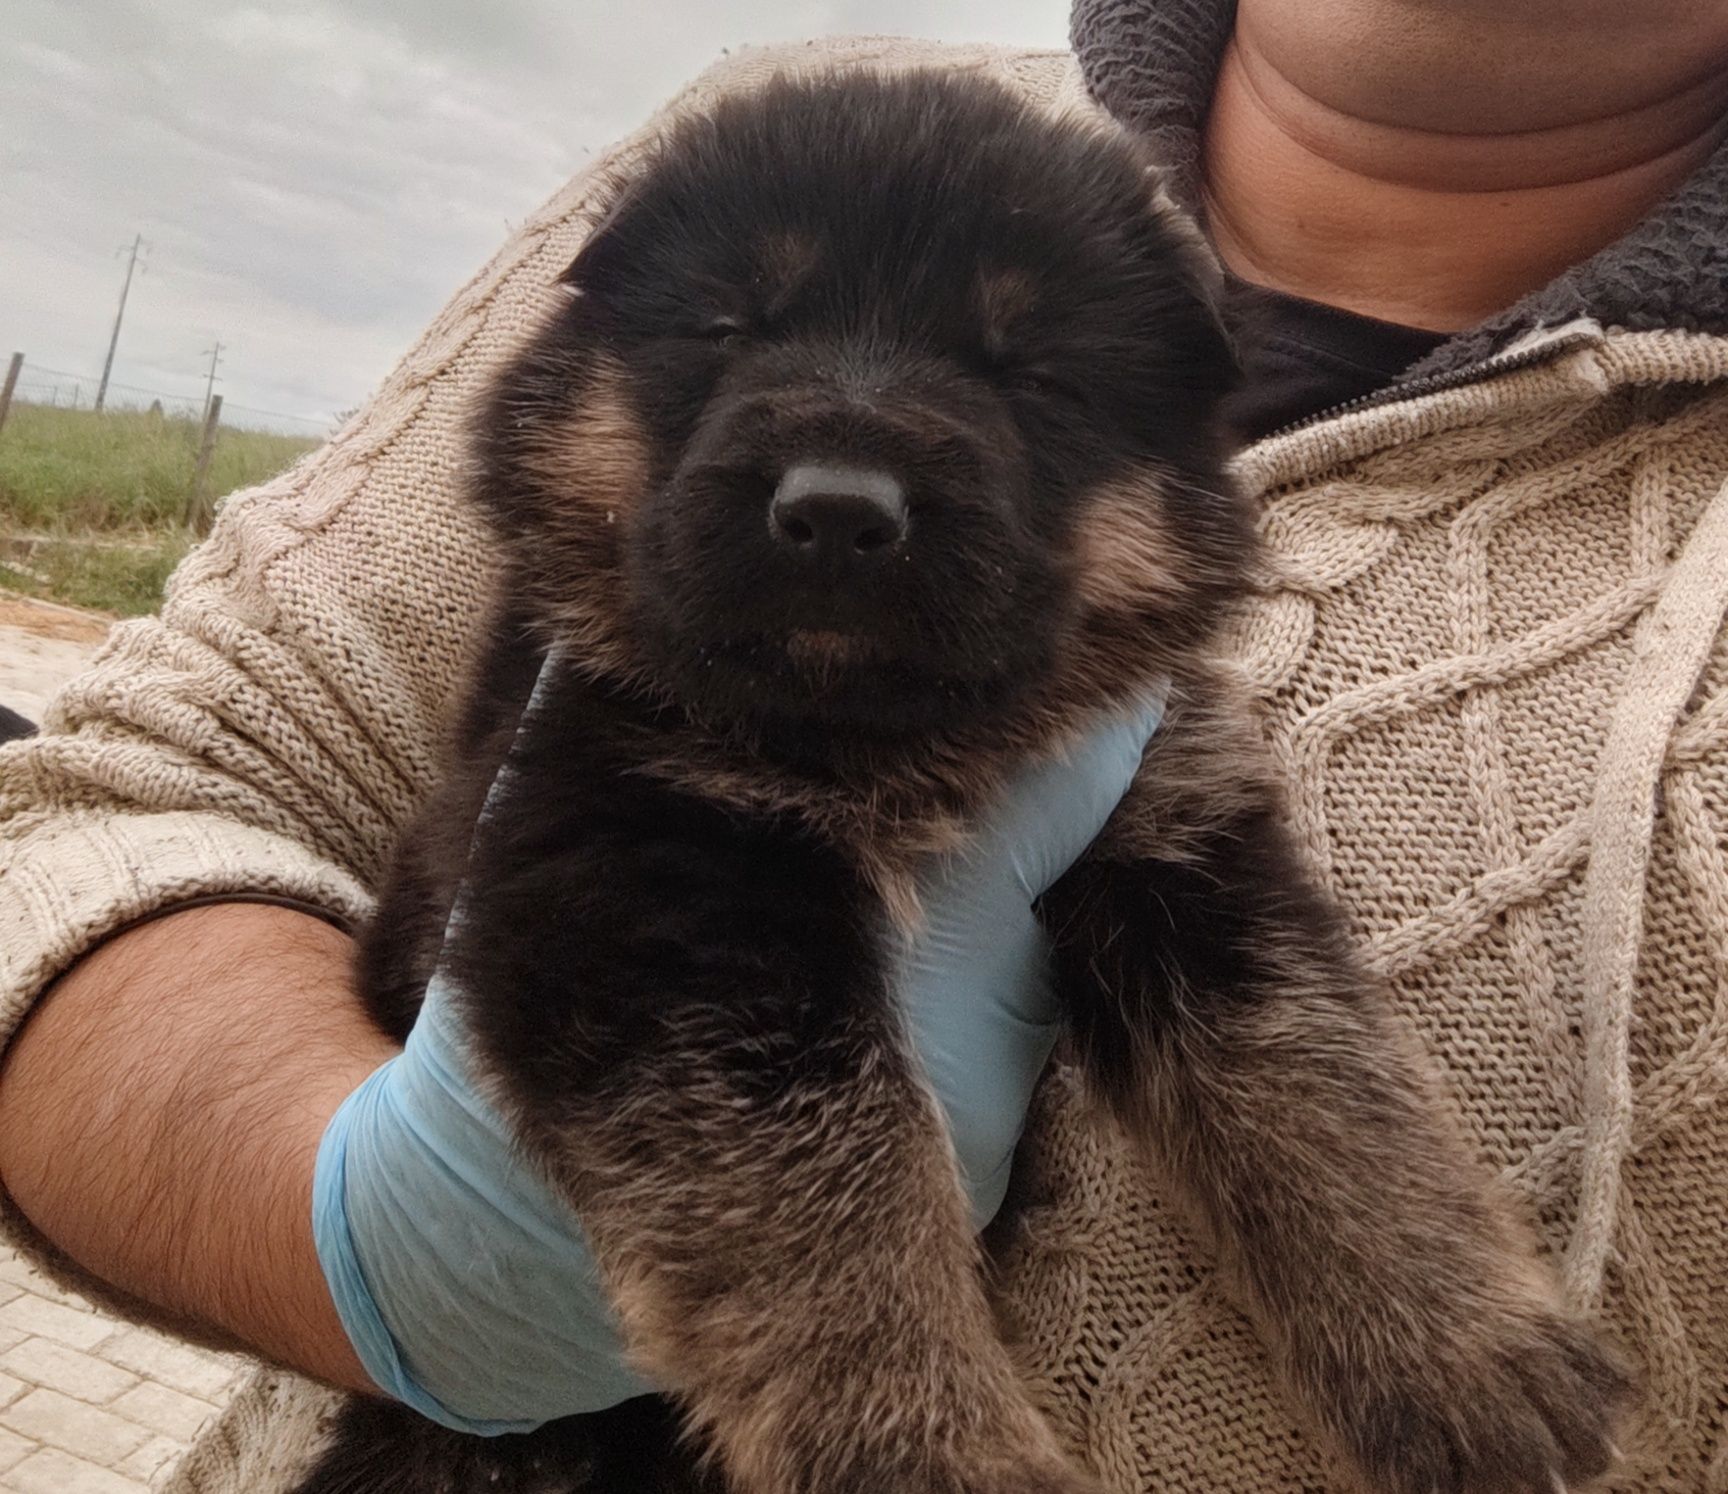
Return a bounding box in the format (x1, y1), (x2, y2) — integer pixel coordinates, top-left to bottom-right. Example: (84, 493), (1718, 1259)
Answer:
(298, 70), (1625, 1494)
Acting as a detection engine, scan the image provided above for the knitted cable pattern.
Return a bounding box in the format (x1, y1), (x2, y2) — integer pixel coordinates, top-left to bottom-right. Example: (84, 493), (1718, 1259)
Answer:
(998, 340), (1728, 1492)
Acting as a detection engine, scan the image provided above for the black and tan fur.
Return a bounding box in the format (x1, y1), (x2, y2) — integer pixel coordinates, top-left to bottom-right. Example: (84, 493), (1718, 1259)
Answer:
(302, 72), (1625, 1494)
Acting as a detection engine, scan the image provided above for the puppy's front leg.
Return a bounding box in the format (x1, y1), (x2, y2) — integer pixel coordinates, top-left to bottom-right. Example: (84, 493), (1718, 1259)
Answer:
(1039, 683), (1627, 1494)
(446, 702), (1088, 1494)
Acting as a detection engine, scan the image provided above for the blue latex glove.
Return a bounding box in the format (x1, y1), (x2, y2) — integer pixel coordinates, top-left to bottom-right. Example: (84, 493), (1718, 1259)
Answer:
(313, 672), (1165, 1435)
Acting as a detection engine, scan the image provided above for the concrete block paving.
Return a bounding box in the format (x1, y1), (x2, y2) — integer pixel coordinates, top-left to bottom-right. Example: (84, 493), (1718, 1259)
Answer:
(0, 1248), (243, 1493)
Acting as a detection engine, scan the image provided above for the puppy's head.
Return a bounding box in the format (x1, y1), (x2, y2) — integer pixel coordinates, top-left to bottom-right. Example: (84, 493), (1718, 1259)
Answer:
(478, 71), (1247, 742)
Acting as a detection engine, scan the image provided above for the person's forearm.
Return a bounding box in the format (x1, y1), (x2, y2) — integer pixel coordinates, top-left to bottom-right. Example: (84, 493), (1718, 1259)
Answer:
(0, 903), (394, 1394)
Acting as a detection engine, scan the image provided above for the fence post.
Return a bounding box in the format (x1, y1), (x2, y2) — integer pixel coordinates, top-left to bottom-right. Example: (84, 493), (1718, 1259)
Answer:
(184, 393), (223, 533)
(0, 353), (21, 436)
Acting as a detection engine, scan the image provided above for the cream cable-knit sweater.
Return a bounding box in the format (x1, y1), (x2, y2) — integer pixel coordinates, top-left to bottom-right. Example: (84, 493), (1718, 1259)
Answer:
(3, 38), (1727, 1494)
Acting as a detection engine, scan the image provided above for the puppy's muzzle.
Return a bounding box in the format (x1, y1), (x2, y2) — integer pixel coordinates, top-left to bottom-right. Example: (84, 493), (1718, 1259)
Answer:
(770, 462), (907, 567)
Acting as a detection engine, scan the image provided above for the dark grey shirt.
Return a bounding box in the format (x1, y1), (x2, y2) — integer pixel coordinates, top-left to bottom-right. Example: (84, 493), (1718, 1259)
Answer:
(1225, 279), (1448, 443)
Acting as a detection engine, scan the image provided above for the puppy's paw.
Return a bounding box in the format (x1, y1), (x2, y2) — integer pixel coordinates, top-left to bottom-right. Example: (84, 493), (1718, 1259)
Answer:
(1330, 1306), (1629, 1494)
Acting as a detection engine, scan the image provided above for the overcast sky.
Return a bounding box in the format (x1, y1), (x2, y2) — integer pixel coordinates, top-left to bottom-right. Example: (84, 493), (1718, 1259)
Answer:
(3, 1), (1071, 433)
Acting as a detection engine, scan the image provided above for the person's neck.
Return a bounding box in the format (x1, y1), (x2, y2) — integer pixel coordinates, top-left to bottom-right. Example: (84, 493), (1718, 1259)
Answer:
(1200, 22), (1728, 332)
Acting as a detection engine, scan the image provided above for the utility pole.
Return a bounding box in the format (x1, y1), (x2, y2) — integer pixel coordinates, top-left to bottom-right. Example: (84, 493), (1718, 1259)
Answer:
(0, 353), (22, 437)
(200, 339), (224, 423)
(95, 233), (145, 413)
(185, 393), (223, 532)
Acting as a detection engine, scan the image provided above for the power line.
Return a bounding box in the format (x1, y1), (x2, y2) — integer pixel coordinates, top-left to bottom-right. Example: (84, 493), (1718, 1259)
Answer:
(219, 399), (331, 427)
(19, 355), (343, 430)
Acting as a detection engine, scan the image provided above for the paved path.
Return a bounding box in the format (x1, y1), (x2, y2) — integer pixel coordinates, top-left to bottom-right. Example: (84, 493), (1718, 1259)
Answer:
(2, 592), (248, 1491)
(0, 1255), (245, 1493)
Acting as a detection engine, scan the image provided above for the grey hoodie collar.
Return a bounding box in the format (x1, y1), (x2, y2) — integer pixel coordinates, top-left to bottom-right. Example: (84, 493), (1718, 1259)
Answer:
(1069, 0), (1728, 379)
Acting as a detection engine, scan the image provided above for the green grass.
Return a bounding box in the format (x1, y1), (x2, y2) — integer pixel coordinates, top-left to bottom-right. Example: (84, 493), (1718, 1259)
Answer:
(0, 533), (193, 617)
(0, 403), (318, 532)
(0, 403), (319, 614)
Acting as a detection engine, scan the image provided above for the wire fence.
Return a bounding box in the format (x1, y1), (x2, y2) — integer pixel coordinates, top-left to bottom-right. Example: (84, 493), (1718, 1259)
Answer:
(0, 352), (333, 555)
(10, 361), (336, 436)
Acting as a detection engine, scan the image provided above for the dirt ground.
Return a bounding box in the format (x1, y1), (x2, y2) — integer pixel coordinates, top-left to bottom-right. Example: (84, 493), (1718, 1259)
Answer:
(0, 594), (110, 727)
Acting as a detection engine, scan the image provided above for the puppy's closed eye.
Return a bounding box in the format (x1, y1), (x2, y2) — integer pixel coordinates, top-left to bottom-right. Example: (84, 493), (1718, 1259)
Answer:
(700, 316), (751, 347)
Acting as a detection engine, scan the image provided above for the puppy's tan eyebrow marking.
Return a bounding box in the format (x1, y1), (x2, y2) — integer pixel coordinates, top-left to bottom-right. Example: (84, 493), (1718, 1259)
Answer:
(756, 230), (822, 314)
(1071, 471), (1194, 615)
(977, 267), (1038, 356)
(517, 355), (650, 514)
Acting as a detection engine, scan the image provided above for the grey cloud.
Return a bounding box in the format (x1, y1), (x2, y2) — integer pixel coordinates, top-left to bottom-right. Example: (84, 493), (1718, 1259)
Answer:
(2, 0), (1068, 431)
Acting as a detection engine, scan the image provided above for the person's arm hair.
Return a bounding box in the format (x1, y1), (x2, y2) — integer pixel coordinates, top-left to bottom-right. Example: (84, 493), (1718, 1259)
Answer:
(0, 903), (392, 1394)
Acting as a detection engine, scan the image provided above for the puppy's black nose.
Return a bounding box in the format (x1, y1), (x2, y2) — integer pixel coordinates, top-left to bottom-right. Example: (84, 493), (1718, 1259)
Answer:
(770, 463), (907, 560)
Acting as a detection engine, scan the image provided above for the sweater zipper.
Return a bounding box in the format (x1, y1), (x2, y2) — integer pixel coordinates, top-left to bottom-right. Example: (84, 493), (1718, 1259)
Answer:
(1257, 329), (1601, 442)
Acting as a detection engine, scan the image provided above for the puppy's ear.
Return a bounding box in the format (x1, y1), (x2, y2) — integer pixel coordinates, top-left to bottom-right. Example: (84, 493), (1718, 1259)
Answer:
(556, 188), (637, 297)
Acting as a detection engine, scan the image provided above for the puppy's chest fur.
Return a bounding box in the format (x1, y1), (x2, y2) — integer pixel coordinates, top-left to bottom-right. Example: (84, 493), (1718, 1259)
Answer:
(363, 627), (1060, 1052)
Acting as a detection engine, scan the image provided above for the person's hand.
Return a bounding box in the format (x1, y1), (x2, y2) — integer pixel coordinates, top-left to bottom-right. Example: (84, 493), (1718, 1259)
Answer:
(312, 674), (1166, 1434)
(900, 696), (1166, 1228)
